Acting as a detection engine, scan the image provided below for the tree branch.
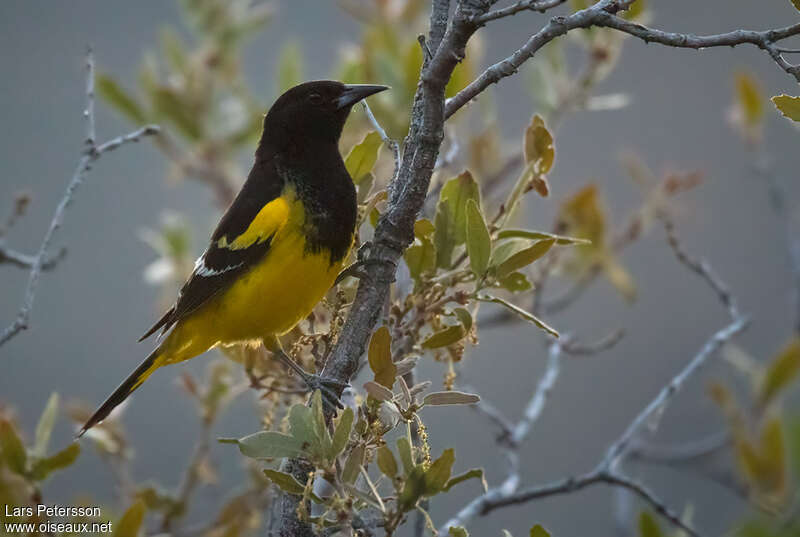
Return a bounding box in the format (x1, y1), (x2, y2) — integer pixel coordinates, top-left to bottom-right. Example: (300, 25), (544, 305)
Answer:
(272, 2), (494, 535)
(446, 2), (800, 118)
(0, 48), (159, 348)
(475, 0), (568, 24)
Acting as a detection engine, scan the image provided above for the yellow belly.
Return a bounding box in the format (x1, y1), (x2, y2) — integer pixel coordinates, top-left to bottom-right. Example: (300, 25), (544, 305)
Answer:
(159, 229), (346, 363)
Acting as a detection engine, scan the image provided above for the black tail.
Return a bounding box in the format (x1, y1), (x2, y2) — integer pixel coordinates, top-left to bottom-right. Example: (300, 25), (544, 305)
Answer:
(78, 349), (161, 438)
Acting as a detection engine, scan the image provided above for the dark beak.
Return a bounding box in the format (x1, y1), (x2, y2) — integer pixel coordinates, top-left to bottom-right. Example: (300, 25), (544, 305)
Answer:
(336, 84), (389, 109)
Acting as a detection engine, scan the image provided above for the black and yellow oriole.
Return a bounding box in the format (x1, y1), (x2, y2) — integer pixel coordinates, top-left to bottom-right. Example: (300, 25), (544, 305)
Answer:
(80, 81), (388, 436)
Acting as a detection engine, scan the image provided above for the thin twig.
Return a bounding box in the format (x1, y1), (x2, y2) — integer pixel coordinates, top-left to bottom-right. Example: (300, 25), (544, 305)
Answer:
(361, 100), (401, 183)
(475, 0), (568, 24)
(661, 217), (739, 320)
(0, 245), (65, 271)
(0, 48), (159, 348)
(446, 4), (800, 118)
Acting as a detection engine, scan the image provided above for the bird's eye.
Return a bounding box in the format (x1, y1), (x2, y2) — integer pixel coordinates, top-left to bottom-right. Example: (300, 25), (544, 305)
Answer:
(308, 93), (323, 105)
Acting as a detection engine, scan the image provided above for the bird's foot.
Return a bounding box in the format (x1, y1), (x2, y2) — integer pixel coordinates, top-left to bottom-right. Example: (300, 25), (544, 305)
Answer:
(302, 374), (349, 411)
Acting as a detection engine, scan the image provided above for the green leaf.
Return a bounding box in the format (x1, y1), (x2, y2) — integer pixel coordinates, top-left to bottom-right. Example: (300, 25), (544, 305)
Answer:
(397, 436), (415, 475)
(452, 307), (473, 333)
(434, 202), (456, 269)
(276, 41), (303, 93)
(345, 131), (383, 184)
(434, 171), (481, 268)
(377, 445), (398, 478)
(30, 442), (80, 481)
(0, 419), (26, 475)
(497, 271), (532, 292)
(33, 392), (59, 459)
(497, 229), (591, 245)
(405, 219), (437, 282)
(443, 468), (484, 492)
(263, 469), (322, 502)
(638, 511), (664, 537)
(772, 94), (800, 122)
(423, 391), (480, 406)
(424, 448), (455, 495)
(289, 404), (321, 457)
(421, 325), (466, 349)
(311, 390), (333, 458)
(331, 408), (354, 459)
(219, 431), (305, 459)
(494, 238), (555, 277)
(530, 525), (551, 537)
(449, 527), (469, 537)
(793, 0), (800, 11)
(399, 465), (426, 511)
(368, 326), (397, 389)
(479, 295), (559, 337)
(115, 500), (146, 537)
(342, 445), (365, 484)
(465, 199), (491, 278)
(263, 468), (305, 495)
(96, 75), (148, 124)
(405, 239), (436, 282)
(759, 337), (800, 406)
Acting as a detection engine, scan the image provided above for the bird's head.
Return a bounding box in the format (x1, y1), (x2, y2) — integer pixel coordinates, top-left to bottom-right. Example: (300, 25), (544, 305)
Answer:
(258, 80), (388, 158)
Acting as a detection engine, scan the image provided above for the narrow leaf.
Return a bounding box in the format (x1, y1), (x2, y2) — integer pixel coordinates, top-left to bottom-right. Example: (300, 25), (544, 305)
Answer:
(115, 500), (146, 537)
(220, 431), (305, 459)
(331, 408), (354, 458)
(377, 445), (398, 478)
(96, 75), (148, 124)
(30, 443), (80, 481)
(0, 419), (26, 475)
(479, 295), (559, 337)
(735, 72), (764, 127)
(420, 325), (466, 349)
(342, 445), (364, 484)
(443, 468), (484, 492)
(760, 337), (800, 406)
(397, 436), (415, 475)
(465, 198), (491, 277)
(263, 469), (323, 502)
(495, 238), (555, 277)
(497, 229), (590, 245)
(423, 391), (480, 406)
(33, 392), (59, 459)
(434, 171), (481, 268)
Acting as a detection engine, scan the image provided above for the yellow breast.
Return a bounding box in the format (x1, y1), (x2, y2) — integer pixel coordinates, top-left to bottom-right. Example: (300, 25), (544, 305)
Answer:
(163, 188), (350, 361)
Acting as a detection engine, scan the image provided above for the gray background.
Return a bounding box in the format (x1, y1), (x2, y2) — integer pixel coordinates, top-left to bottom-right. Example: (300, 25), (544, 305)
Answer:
(1, 1), (799, 535)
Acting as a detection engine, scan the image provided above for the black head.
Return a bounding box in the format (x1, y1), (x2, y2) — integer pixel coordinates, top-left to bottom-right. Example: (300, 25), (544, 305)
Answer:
(257, 80), (388, 158)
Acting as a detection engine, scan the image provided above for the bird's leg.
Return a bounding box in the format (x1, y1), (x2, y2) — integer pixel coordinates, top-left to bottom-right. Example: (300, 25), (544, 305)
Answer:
(264, 336), (347, 410)
(334, 241), (394, 285)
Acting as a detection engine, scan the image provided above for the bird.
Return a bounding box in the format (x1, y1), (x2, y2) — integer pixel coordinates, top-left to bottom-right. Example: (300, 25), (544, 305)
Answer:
(79, 81), (389, 437)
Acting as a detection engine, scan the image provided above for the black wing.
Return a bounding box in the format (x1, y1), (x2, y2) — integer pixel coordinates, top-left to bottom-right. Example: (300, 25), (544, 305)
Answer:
(139, 159), (285, 341)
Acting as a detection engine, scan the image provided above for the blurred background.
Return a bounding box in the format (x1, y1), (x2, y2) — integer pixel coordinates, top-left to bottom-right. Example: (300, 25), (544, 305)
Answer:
(1, 1), (799, 536)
